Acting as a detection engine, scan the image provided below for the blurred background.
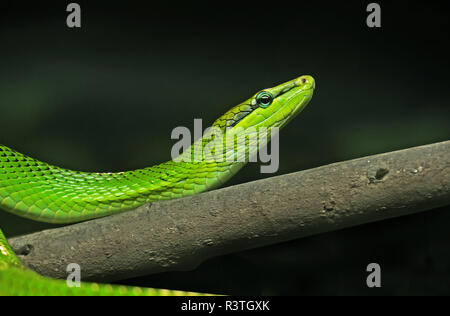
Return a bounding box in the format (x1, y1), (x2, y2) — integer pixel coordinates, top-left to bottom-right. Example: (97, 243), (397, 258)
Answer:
(0, 1), (449, 295)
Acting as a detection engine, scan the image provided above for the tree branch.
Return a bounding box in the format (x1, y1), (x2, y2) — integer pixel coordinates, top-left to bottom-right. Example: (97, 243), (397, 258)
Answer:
(8, 140), (450, 282)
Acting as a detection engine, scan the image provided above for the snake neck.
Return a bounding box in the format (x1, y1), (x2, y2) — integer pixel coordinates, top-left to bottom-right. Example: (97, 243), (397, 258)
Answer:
(0, 122), (271, 224)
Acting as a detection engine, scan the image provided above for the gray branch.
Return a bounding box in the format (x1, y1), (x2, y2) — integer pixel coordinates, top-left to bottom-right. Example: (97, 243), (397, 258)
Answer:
(8, 140), (450, 282)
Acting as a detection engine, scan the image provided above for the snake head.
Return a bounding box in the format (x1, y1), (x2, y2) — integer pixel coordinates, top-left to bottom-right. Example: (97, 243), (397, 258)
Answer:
(213, 75), (315, 132)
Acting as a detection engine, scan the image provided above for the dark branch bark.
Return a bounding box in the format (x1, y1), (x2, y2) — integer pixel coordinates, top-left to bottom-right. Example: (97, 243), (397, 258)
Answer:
(8, 140), (450, 282)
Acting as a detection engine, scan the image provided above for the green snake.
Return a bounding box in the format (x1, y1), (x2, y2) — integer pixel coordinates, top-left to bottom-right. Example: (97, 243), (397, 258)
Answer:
(0, 75), (315, 295)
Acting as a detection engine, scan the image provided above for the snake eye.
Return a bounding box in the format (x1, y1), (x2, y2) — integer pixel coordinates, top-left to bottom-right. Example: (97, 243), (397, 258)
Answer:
(255, 91), (273, 108)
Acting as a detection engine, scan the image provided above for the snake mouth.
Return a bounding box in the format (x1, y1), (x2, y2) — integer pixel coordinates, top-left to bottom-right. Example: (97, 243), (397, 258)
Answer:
(292, 88), (313, 114)
(271, 75), (315, 113)
(273, 77), (315, 127)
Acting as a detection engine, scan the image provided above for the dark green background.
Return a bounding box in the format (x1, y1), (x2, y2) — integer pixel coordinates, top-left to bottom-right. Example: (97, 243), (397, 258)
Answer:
(0, 1), (449, 295)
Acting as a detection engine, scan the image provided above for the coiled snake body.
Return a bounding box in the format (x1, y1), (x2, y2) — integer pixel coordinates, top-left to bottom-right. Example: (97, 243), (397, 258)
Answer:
(0, 75), (315, 295)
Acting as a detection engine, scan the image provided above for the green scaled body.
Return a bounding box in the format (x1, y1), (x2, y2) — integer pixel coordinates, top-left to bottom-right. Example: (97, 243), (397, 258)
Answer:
(0, 145), (239, 223)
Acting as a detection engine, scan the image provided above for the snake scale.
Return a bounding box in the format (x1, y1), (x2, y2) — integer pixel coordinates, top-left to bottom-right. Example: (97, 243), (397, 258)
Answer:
(0, 75), (315, 295)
